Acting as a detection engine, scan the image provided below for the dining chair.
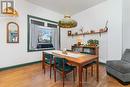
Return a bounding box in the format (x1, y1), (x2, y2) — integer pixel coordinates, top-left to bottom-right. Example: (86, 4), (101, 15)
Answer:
(53, 57), (76, 87)
(80, 52), (96, 81)
(43, 52), (54, 79)
(66, 49), (73, 52)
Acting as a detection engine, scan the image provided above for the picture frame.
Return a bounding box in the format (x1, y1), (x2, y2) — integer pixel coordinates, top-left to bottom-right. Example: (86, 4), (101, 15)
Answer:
(7, 22), (19, 43)
(68, 30), (72, 36)
(1, 1), (14, 14)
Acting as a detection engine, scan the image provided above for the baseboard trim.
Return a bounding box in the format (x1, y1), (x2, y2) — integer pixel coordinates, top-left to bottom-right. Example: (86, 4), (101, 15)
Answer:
(0, 60), (42, 71)
(99, 62), (106, 66)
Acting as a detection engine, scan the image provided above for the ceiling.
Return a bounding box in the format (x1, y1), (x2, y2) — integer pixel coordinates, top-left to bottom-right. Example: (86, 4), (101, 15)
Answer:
(27, 0), (106, 15)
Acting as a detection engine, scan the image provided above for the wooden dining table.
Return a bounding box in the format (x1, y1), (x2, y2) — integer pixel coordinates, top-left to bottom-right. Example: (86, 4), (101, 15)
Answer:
(42, 50), (99, 87)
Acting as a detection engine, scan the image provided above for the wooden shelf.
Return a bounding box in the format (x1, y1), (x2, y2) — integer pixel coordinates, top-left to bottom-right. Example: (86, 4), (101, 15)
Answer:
(68, 30), (107, 37)
(72, 45), (99, 49)
(71, 45), (99, 56)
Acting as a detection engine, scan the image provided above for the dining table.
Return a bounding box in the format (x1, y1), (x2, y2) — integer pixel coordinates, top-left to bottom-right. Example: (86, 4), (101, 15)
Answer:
(42, 50), (99, 87)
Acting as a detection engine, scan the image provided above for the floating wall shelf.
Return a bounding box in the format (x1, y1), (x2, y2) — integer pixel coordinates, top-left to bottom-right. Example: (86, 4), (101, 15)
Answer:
(68, 30), (107, 37)
(68, 21), (109, 37)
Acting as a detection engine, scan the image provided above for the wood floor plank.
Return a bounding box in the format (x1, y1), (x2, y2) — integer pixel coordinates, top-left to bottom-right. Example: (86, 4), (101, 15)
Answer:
(0, 63), (129, 87)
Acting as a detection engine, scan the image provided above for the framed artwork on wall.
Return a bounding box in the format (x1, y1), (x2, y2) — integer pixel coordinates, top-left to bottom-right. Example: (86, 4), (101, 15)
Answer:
(68, 30), (72, 36)
(7, 22), (19, 43)
(1, 1), (14, 14)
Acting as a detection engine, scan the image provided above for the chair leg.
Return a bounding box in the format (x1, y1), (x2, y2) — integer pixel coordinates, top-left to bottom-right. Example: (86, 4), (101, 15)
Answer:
(62, 73), (65, 87)
(54, 58), (56, 82)
(75, 67), (77, 77)
(86, 68), (88, 81)
(81, 67), (83, 73)
(54, 68), (56, 82)
(73, 70), (75, 82)
(42, 52), (46, 74)
(44, 66), (46, 74)
(91, 65), (93, 76)
(50, 66), (52, 79)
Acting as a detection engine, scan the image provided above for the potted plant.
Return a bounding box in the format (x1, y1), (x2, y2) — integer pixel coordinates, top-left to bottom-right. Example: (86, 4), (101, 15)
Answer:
(87, 39), (99, 46)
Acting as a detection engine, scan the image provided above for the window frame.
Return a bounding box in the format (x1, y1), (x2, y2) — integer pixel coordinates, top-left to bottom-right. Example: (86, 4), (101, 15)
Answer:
(27, 15), (60, 52)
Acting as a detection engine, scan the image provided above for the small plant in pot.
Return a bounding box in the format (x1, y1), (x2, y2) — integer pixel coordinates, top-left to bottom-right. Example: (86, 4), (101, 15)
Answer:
(87, 39), (99, 46)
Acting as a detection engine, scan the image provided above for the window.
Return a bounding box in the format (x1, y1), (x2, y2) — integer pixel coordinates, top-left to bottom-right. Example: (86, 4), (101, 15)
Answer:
(27, 15), (60, 52)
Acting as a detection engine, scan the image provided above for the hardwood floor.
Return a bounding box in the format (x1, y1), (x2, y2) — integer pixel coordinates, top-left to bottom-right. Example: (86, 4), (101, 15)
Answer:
(0, 63), (130, 87)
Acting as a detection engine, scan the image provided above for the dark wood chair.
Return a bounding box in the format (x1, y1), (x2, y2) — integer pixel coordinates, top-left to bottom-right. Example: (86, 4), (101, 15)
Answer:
(53, 57), (76, 87)
(43, 52), (54, 79)
(80, 52), (96, 81)
(66, 49), (73, 52)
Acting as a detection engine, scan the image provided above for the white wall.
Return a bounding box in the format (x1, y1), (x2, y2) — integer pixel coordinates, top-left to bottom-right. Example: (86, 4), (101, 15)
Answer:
(107, 0), (122, 61)
(123, 0), (130, 51)
(0, 0), (63, 68)
(61, 0), (123, 63)
(0, 0), (124, 68)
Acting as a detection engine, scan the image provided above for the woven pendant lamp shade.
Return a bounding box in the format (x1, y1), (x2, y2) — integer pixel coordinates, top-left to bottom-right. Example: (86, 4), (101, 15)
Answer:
(58, 16), (77, 28)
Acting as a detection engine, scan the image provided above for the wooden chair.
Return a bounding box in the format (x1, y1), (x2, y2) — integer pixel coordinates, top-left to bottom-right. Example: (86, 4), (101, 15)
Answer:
(43, 52), (54, 79)
(80, 52), (96, 81)
(66, 49), (73, 52)
(84, 62), (96, 81)
(53, 57), (76, 87)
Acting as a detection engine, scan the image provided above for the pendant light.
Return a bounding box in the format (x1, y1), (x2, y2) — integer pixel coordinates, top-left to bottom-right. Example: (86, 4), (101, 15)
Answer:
(58, 15), (77, 28)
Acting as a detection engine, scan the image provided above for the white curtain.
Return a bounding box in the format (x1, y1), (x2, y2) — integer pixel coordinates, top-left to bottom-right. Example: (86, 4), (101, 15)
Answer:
(30, 26), (60, 50)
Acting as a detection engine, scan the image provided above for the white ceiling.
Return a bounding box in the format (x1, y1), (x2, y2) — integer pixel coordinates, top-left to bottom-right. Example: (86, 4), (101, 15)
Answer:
(27, 0), (106, 15)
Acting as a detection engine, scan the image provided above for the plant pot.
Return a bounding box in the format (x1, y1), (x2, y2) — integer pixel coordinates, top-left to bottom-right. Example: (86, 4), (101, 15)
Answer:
(89, 44), (96, 46)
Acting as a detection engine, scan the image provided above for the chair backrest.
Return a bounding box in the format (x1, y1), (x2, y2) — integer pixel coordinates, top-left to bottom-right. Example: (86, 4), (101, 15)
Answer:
(80, 52), (87, 54)
(66, 50), (73, 52)
(45, 53), (53, 60)
(55, 57), (68, 66)
(121, 49), (130, 63)
(44, 49), (55, 59)
(80, 51), (94, 55)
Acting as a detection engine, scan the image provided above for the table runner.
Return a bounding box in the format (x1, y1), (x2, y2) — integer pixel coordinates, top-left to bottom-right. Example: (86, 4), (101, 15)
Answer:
(44, 50), (83, 58)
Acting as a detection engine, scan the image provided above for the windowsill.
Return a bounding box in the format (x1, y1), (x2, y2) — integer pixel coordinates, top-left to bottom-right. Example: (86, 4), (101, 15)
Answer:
(28, 48), (55, 52)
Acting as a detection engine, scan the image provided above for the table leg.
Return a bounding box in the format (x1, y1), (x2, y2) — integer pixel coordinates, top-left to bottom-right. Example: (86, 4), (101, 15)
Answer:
(54, 57), (56, 82)
(96, 59), (99, 82)
(78, 65), (82, 87)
